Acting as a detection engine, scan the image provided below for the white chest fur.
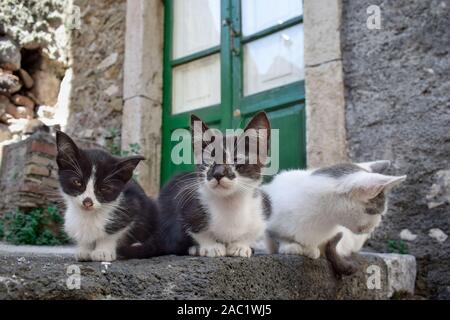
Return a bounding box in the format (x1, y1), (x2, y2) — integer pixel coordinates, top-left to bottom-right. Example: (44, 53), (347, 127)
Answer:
(199, 189), (266, 244)
(64, 201), (112, 245)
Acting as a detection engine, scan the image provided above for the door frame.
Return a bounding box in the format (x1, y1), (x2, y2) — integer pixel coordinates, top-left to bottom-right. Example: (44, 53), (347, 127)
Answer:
(121, 0), (348, 194)
(161, 0), (306, 184)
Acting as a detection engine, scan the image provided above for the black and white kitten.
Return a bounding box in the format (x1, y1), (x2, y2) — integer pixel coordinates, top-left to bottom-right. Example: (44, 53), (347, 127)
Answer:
(56, 131), (164, 261)
(158, 112), (272, 258)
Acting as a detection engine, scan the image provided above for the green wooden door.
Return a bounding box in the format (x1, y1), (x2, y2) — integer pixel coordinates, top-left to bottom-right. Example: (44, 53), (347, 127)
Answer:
(162, 0), (306, 184)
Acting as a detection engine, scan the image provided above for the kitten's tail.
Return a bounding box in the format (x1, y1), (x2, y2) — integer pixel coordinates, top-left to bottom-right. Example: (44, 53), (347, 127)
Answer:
(325, 232), (358, 277)
(265, 231), (279, 254)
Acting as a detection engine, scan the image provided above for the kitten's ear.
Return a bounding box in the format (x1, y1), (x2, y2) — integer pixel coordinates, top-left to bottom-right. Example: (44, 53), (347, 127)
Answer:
(342, 172), (407, 202)
(55, 131), (81, 169)
(357, 160), (391, 173)
(242, 112), (271, 164)
(244, 112), (271, 137)
(190, 114), (209, 136)
(114, 155), (145, 182)
(190, 115), (212, 163)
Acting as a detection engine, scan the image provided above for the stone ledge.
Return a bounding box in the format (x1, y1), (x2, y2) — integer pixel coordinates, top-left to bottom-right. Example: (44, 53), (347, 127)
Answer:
(0, 249), (416, 300)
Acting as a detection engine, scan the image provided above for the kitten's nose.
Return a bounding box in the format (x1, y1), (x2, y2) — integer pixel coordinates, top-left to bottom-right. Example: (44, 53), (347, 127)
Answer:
(82, 197), (93, 209)
(212, 165), (226, 181)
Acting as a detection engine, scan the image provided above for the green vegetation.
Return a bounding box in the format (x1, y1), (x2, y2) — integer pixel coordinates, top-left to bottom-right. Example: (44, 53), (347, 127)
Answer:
(105, 128), (142, 157)
(387, 239), (409, 254)
(0, 205), (70, 246)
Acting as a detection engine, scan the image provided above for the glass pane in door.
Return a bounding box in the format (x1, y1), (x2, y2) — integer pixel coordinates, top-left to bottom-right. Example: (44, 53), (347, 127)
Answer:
(243, 24), (304, 96)
(241, 0), (303, 36)
(172, 54), (221, 114)
(173, 0), (221, 59)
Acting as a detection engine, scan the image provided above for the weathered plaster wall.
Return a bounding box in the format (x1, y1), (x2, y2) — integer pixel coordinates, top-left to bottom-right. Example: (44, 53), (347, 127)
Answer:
(121, 0), (163, 197)
(342, 0), (450, 299)
(66, 0), (126, 151)
(0, 0), (70, 65)
(304, 0), (348, 167)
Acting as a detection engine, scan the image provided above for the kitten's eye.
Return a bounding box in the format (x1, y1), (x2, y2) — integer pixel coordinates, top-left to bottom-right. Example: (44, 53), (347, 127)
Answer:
(100, 186), (111, 192)
(72, 178), (82, 187)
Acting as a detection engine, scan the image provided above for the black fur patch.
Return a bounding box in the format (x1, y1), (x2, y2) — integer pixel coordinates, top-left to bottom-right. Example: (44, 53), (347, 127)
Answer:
(157, 172), (201, 254)
(312, 163), (364, 178)
(261, 190), (272, 219)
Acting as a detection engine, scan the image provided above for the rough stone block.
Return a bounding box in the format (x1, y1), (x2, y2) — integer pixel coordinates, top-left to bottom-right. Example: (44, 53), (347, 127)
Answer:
(0, 131), (58, 212)
(304, 0), (343, 66)
(30, 140), (57, 157)
(0, 123), (12, 142)
(0, 37), (21, 71)
(362, 252), (416, 297)
(0, 248), (417, 300)
(305, 60), (347, 167)
(25, 164), (50, 177)
(28, 154), (53, 166)
(0, 72), (21, 94)
(122, 96), (161, 197)
(123, 0), (163, 102)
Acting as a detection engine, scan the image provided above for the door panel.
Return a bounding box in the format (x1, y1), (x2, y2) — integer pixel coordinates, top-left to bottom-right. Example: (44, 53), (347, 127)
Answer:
(265, 104), (306, 172)
(162, 0), (305, 185)
(241, 0), (303, 36)
(172, 54), (221, 114)
(172, 0), (221, 58)
(243, 24), (304, 96)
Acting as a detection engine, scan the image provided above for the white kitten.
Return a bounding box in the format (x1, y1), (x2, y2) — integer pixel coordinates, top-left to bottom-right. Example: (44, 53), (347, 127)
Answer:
(262, 160), (406, 273)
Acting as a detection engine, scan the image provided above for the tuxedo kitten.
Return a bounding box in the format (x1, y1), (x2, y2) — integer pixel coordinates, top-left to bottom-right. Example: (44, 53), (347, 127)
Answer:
(158, 112), (272, 258)
(56, 131), (164, 261)
(263, 160), (406, 273)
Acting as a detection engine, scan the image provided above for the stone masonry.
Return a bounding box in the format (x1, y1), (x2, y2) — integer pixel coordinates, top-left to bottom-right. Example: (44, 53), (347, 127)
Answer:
(0, 248), (416, 300)
(66, 0), (127, 149)
(0, 130), (98, 214)
(0, 130), (59, 212)
(341, 0), (450, 298)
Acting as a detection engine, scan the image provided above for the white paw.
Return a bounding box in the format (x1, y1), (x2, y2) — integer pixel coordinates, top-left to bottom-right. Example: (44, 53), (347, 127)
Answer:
(226, 244), (252, 258)
(303, 247), (321, 259)
(279, 242), (304, 255)
(188, 246), (198, 256)
(75, 250), (92, 261)
(90, 250), (116, 262)
(197, 243), (226, 257)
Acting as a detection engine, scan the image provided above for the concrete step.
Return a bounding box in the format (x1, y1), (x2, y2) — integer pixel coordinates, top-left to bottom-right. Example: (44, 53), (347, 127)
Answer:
(0, 247), (416, 299)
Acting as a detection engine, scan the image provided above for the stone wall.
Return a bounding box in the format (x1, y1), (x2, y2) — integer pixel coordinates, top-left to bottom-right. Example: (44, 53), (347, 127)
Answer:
(66, 0), (126, 152)
(0, 250), (417, 300)
(341, 0), (450, 299)
(0, 131), (59, 212)
(0, 130), (99, 214)
(0, 0), (70, 150)
(0, 0), (127, 211)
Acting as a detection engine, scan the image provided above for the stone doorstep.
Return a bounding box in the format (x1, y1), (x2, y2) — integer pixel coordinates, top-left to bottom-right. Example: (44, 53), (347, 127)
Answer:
(361, 252), (416, 297)
(0, 245), (416, 300)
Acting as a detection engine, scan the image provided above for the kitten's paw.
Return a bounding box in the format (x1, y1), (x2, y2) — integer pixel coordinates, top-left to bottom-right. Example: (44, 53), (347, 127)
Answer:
(279, 242), (304, 255)
(188, 246), (198, 256)
(90, 250), (116, 262)
(303, 247), (321, 259)
(198, 243), (226, 257)
(75, 250), (92, 262)
(226, 244), (252, 258)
